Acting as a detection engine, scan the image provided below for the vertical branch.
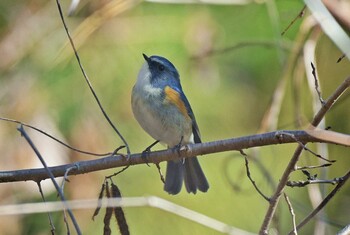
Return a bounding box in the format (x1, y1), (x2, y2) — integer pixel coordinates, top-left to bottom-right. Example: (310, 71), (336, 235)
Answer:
(37, 182), (56, 235)
(283, 193), (297, 235)
(304, 36), (328, 235)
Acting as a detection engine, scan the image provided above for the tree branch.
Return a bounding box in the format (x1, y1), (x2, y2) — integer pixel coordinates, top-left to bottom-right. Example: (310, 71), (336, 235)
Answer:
(287, 178), (343, 187)
(259, 77), (350, 235)
(0, 130), (348, 183)
(288, 170), (350, 235)
(18, 125), (81, 235)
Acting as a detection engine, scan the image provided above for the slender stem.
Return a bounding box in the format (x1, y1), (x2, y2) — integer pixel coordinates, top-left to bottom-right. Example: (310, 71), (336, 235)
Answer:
(18, 125), (82, 235)
(288, 170), (350, 235)
(0, 117), (110, 156)
(55, 0), (130, 157)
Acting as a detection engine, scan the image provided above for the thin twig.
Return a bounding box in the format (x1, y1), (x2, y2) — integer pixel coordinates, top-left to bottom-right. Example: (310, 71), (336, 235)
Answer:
(296, 163), (332, 170)
(258, 16), (314, 133)
(240, 150), (270, 202)
(312, 77), (350, 126)
(287, 178), (343, 187)
(281, 5), (307, 36)
(337, 54), (345, 63)
(283, 193), (297, 235)
(55, 0), (130, 157)
(59, 165), (73, 235)
(276, 131), (335, 163)
(61, 165), (78, 192)
(17, 125), (82, 235)
(301, 169), (316, 180)
(37, 182), (56, 235)
(62, 208), (71, 235)
(0, 117), (110, 156)
(288, 170), (350, 235)
(155, 163), (165, 184)
(105, 165), (130, 179)
(191, 41), (291, 60)
(310, 62), (325, 104)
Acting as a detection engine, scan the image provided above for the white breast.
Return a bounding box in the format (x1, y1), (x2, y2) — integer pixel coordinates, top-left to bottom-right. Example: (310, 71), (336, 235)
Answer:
(131, 61), (193, 147)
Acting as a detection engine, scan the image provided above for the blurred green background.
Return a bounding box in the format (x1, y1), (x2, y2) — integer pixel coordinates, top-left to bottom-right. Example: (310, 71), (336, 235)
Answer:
(0, 0), (349, 234)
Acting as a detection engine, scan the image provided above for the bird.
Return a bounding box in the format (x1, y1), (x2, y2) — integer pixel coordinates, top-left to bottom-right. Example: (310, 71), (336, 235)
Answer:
(131, 54), (209, 195)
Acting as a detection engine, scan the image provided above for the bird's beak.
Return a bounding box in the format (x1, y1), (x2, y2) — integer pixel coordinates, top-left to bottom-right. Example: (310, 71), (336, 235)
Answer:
(142, 53), (150, 64)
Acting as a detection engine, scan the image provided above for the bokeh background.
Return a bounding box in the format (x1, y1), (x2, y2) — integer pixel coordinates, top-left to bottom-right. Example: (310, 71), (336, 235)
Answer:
(0, 0), (349, 234)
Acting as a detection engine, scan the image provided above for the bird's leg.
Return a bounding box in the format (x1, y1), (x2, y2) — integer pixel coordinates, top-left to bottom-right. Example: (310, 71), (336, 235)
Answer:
(142, 140), (159, 166)
(174, 136), (184, 162)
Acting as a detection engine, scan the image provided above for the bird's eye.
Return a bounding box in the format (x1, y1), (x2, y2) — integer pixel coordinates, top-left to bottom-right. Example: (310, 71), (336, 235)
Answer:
(158, 65), (165, 71)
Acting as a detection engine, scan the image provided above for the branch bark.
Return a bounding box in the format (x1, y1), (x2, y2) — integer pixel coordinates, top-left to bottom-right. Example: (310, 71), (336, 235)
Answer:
(259, 77), (350, 234)
(0, 129), (348, 183)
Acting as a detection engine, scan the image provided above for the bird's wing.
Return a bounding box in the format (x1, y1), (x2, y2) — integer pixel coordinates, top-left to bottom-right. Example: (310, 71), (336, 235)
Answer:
(165, 85), (201, 144)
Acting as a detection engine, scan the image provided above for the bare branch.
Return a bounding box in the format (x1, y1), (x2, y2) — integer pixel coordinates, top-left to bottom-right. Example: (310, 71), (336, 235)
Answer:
(0, 117), (110, 156)
(259, 77), (350, 235)
(283, 193), (297, 235)
(276, 131), (335, 163)
(191, 41), (291, 60)
(1, 130), (349, 184)
(310, 62), (325, 104)
(287, 178), (343, 187)
(155, 163), (165, 184)
(337, 54), (346, 63)
(105, 165), (130, 180)
(18, 125), (82, 235)
(281, 5), (307, 36)
(296, 163), (332, 171)
(37, 182), (56, 235)
(241, 151), (270, 202)
(304, 0), (350, 61)
(55, 0), (130, 157)
(61, 165), (78, 192)
(288, 170), (350, 235)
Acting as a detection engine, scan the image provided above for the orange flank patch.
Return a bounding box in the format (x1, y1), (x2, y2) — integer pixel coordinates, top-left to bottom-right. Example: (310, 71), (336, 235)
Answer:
(164, 86), (190, 119)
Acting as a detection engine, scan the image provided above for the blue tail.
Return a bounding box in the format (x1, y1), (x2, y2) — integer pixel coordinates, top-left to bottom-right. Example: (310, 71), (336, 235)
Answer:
(164, 157), (209, 195)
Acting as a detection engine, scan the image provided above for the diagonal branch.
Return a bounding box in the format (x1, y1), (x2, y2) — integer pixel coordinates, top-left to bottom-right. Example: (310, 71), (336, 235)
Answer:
(259, 77), (350, 235)
(18, 125), (82, 235)
(55, 0), (130, 157)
